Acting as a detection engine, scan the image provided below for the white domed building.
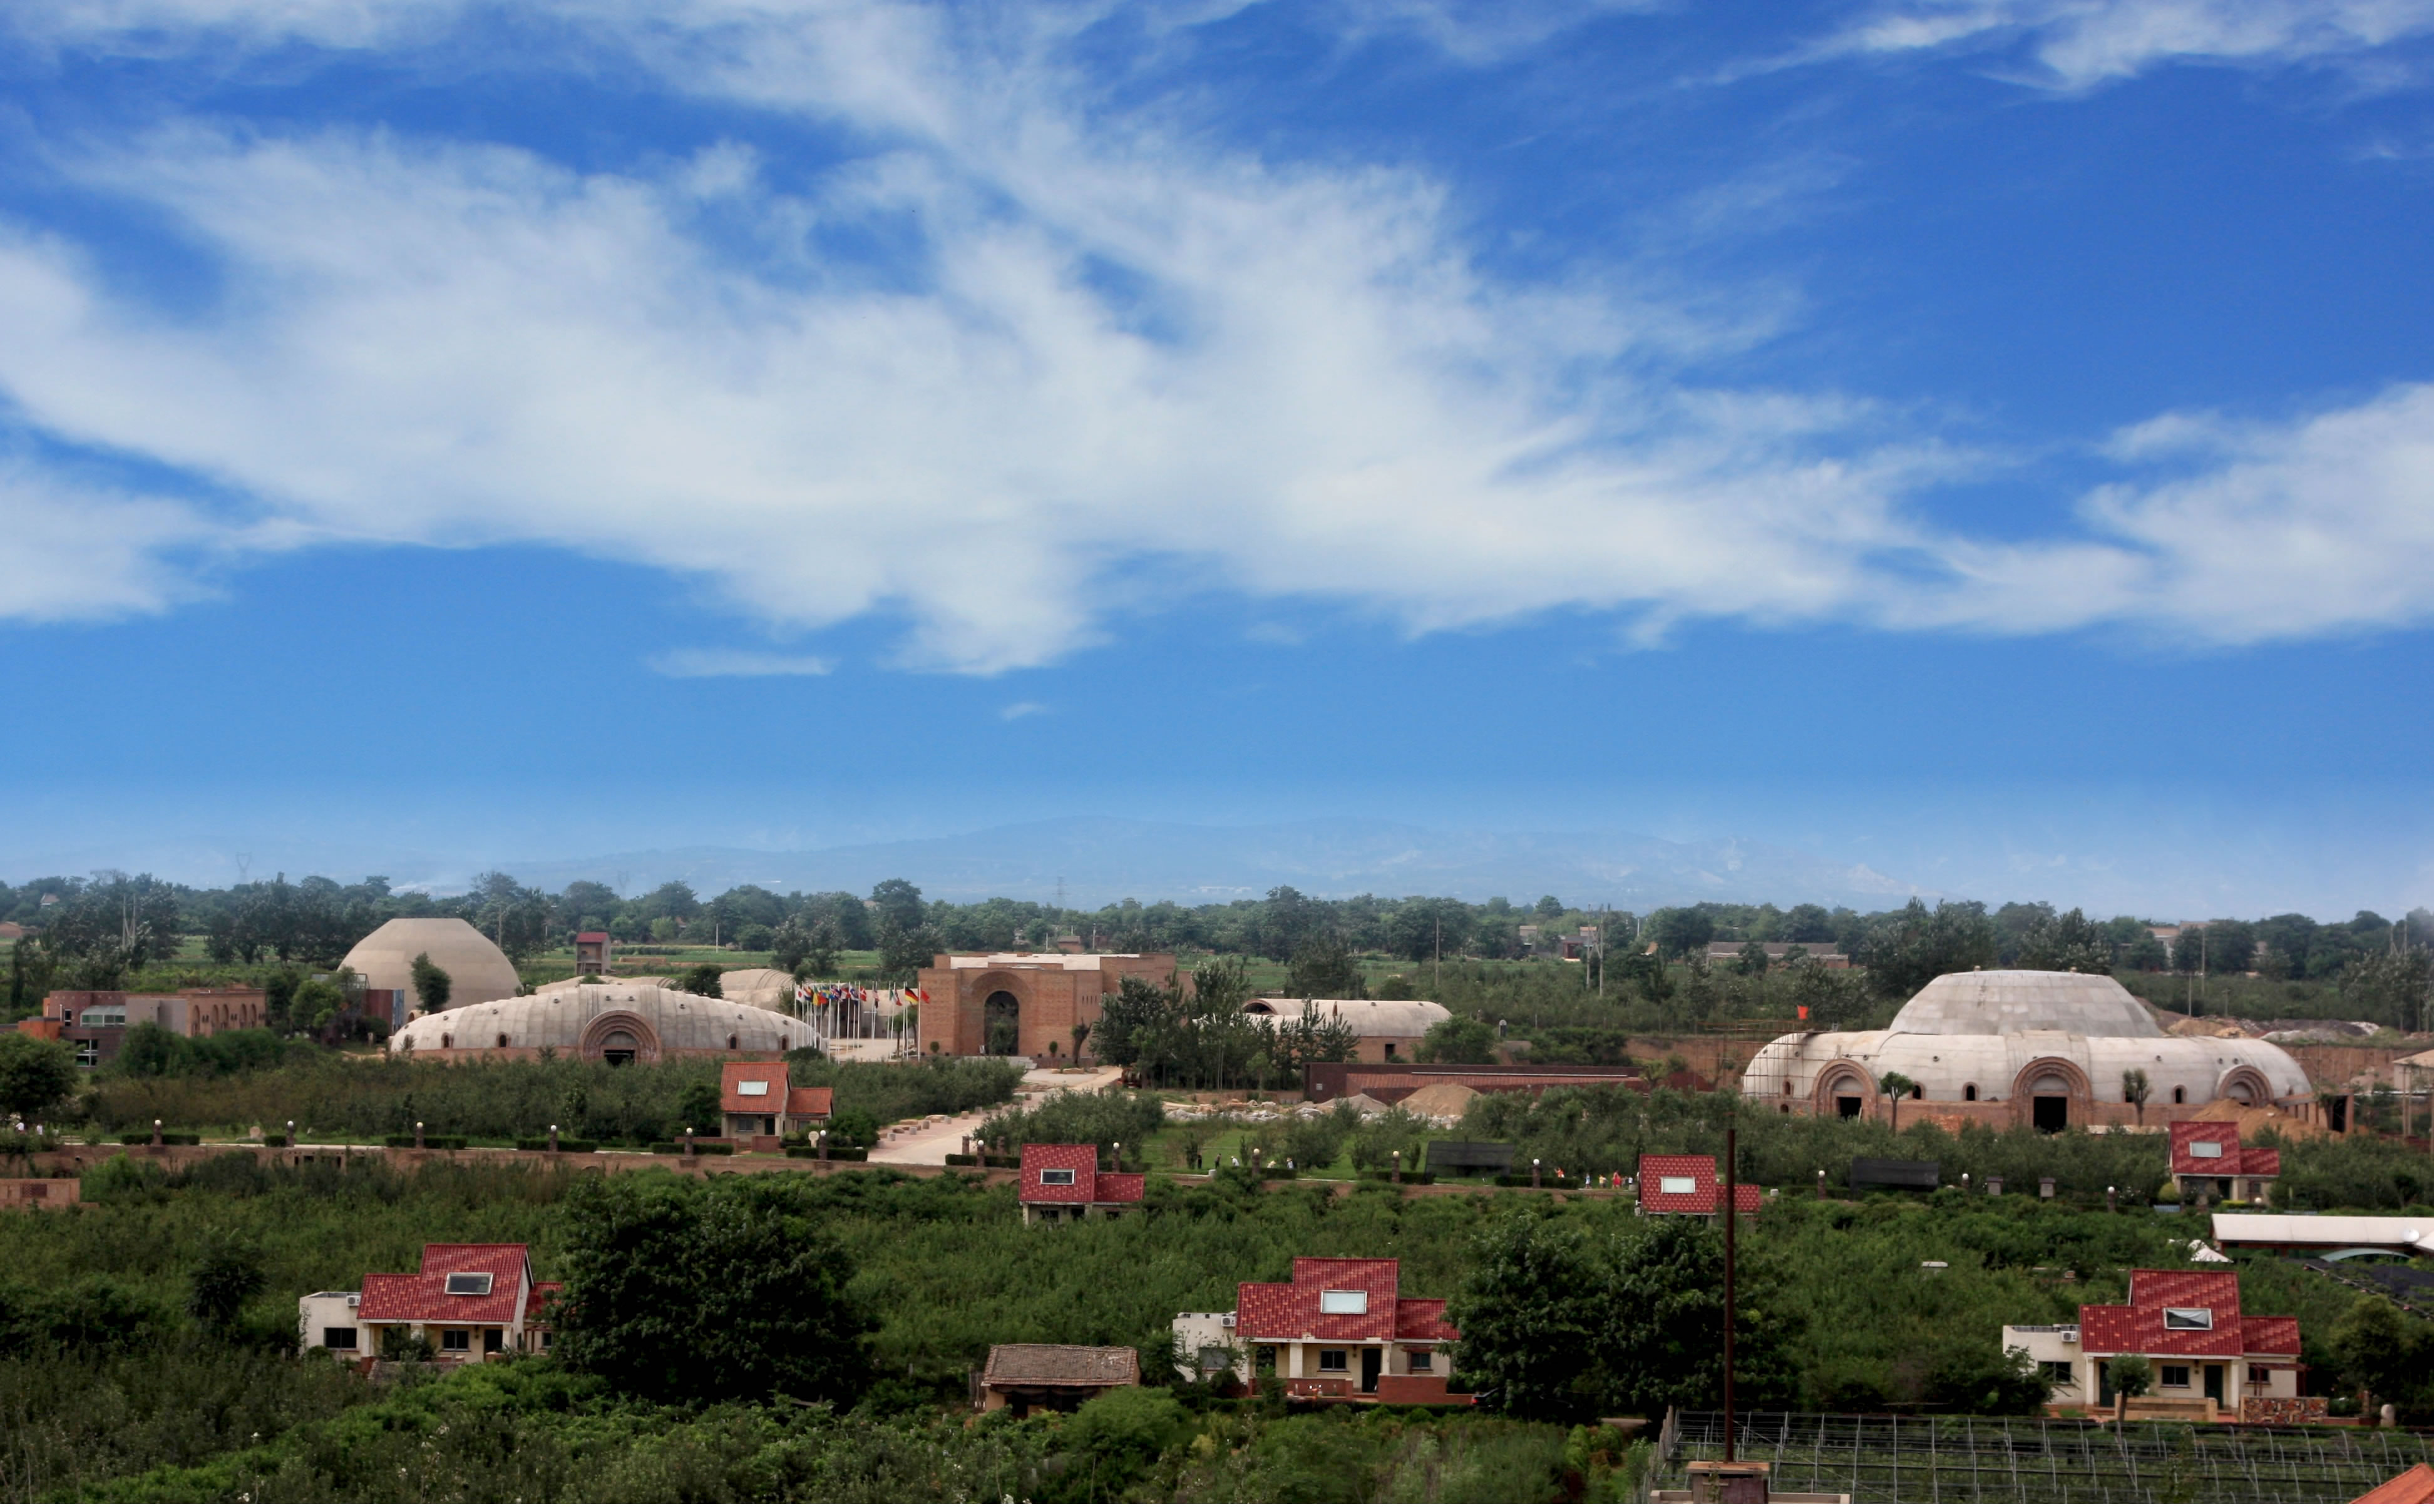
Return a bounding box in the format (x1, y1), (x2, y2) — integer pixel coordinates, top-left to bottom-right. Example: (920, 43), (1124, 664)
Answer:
(391, 980), (807, 1064)
(342, 918), (523, 1014)
(1742, 970), (2312, 1131)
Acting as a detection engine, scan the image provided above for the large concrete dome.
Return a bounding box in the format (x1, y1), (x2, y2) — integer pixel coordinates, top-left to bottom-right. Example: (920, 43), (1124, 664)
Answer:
(1889, 969), (2165, 1039)
(392, 980), (807, 1063)
(1743, 968), (2311, 1130)
(342, 917), (522, 1013)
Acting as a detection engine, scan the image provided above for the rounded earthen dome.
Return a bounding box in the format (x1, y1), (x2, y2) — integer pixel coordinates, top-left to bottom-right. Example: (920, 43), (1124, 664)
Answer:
(1888, 969), (2165, 1039)
(342, 917), (523, 1013)
(393, 981), (808, 1061)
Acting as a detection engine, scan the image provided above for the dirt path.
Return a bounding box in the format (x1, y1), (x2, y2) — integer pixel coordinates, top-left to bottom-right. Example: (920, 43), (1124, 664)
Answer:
(870, 1065), (1122, 1166)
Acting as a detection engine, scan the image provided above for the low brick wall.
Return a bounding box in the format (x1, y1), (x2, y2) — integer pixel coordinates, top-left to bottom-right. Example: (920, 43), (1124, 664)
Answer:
(2241, 1396), (2331, 1426)
(0, 1176), (79, 1209)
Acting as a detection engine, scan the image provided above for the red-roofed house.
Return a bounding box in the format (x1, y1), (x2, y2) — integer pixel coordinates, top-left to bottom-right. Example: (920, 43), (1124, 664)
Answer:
(1636, 1154), (1763, 1218)
(719, 1061), (833, 1141)
(2001, 1269), (2307, 1423)
(1017, 1143), (1146, 1224)
(1173, 1257), (1468, 1405)
(297, 1244), (558, 1366)
(2169, 1120), (2280, 1202)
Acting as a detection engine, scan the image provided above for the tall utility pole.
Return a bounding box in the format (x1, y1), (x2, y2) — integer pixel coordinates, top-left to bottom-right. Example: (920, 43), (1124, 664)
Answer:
(1723, 1122), (1738, 1466)
(1434, 915), (1442, 996)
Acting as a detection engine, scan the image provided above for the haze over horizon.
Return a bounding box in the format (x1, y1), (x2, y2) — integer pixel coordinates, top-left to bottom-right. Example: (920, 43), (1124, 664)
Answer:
(2, 1), (2430, 917)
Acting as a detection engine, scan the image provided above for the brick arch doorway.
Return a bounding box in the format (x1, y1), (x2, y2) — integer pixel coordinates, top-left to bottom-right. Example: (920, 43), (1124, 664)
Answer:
(985, 991), (1022, 1055)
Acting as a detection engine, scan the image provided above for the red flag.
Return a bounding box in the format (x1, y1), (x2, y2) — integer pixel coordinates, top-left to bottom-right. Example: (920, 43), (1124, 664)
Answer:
(1797, 1003), (1809, 1020)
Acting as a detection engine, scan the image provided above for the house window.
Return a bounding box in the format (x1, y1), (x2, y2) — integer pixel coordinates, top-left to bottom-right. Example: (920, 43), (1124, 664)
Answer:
(2159, 1364), (2190, 1389)
(444, 1273), (495, 1296)
(1039, 1169), (1077, 1186)
(737, 1081), (769, 1096)
(2247, 1365), (2271, 1385)
(1318, 1290), (1368, 1315)
(2040, 1360), (2072, 1384)
(1198, 1346), (1233, 1374)
(1659, 1176), (1698, 1195)
(322, 1327), (359, 1351)
(2189, 1141), (2224, 1158)
(1318, 1349), (1348, 1372)
(483, 1327), (503, 1353)
(440, 1329), (471, 1352)
(1409, 1350), (1433, 1372)
(2163, 1307), (2213, 1331)
(1383, 1045), (1395, 1058)
(1963, 1084), (1978, 1101)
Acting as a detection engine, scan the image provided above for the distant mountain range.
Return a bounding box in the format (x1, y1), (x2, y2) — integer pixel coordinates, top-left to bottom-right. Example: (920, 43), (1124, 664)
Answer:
(490, 818), (1931, 910)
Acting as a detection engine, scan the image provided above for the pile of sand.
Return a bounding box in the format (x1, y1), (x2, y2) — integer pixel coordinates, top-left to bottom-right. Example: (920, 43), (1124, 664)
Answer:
(1397, 1083), (1479, 1122)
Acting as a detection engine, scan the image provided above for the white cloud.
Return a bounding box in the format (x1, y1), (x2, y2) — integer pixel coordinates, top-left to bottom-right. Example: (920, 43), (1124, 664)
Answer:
(0, 0), (2428, 667)
(1823, 0), (2434, 89)
(0, 454), (218, 620)
(647, 648), (834, 677)
(999, 700), (1049, 719)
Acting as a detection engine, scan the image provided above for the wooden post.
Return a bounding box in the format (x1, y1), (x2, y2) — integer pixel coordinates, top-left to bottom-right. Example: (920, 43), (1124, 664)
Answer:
(1723, 1125), (1737, 1466)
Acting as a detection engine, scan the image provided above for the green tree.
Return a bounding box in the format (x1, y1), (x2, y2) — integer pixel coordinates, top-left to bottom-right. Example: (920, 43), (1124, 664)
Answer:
(1862, 899), (1996, 998)
(679, 963), (724, 998)
(1281, 934), (1364, 998)
(868, 878), (927, 940)
(1648, 907), (1716, 961)
(2120, 1068), (2152, 1126)
(287, 979), (346, 1036)
(1732, 941), (1770, 977)
(187, 1232), (268, 1337)
(1419, 1015), (1497, 1065)
(1598, 1217), (1795, 1417)
(0, 1033), (76, 1122)
(2329, 1295), (2434, 1414)
(2017, 907), (2115, 975)
(1446, 1216), (1602, 1421)
(409, 953), (452, 1014)
(2105, 1353), (2152, 1429)
(677, 1080), (723, 1135)
(1877, 1070), (1916, 1131)
(552, 1177), (871, 1406)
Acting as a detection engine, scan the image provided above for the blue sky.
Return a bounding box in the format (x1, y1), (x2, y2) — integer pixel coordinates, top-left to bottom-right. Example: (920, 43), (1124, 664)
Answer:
(2, 0), (2431, 917)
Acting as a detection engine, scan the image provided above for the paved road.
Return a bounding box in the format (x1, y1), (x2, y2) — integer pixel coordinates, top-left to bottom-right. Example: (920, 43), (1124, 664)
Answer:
(870, 1065), (1123, 1166)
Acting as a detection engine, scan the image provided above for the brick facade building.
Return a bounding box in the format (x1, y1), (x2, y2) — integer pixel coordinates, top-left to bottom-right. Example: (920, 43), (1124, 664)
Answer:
(916, 953), (1186, 1060)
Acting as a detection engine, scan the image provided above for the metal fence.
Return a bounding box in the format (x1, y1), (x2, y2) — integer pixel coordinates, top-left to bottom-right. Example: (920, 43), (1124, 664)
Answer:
(1655, 1409), (2434, 1503)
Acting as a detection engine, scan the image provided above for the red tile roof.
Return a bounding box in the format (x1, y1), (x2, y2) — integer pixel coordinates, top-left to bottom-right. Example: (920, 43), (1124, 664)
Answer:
(575, 931), (608, 944)
(786, 1085), (833, 1119)
(357, 1244), (536, 1326)
(2076, 1269), (2298, 1359)
(2355, 1463), (2434, 1504)
(1017, 1143), (1140, 1205)
(1234, 1257), (1456, 1343)
(721, 1061), (791, 1116)
(2169, 1121), (2279, 1178)
(1636, 1155), (1763, 1214)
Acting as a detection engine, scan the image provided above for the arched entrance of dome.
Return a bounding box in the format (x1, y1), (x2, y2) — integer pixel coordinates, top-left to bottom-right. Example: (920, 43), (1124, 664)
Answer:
(580, 1009), (661, 1066)
(2219, 1066), (2271, 1105)
(2011, 1058), (2090, 1133)
(985, 992), (1023, 1055)
(1810, 1059), (1875, 1121)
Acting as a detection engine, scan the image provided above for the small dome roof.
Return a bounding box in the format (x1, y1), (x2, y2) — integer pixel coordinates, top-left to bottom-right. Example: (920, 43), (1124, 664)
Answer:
(1890, 970), (2164, 1039)
(720, 969), (798, 1013)
(394, 980), (806, 1057)
(342, 917), (522, 1013)
(1242, 998), (1450, 1037)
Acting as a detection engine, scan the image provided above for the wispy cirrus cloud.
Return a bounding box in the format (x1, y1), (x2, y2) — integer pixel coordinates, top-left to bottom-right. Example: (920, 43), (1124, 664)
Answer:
(647, 648), (834, 678)
(0, 0), (2428, 675)
(1817, 0), (2434, 89)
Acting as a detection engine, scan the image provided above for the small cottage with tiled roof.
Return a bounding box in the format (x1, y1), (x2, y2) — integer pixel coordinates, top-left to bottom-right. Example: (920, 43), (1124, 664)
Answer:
(2002, 1269), (2306, 1423)
(1173, 1257), (1468, 1405)
(1637, 1154), (1763, 1218)
(719, 1061), (832, 1142)
(2169, 1119), (2279, 1203)
(297, 1244), (558, 1366)
(1017, 1143), (1145, 1224)
(975, 1344), (1139, 1414)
